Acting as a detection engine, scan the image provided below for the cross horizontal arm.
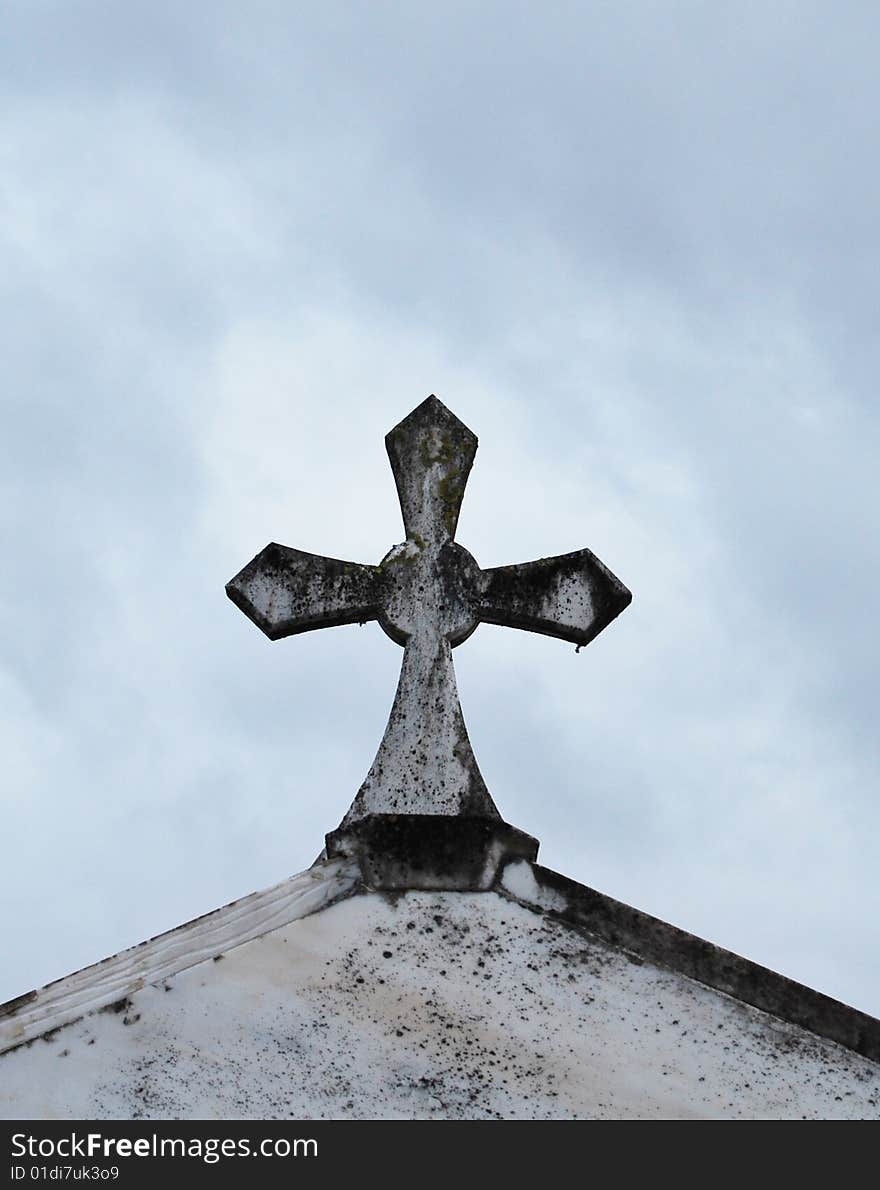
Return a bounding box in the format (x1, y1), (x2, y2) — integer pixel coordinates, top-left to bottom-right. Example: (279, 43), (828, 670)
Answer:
(477, 548), (632, 647)
(226, 543), (381, 641)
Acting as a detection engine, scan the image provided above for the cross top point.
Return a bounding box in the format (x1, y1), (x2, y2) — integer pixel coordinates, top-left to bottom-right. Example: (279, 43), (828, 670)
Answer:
(227, 395), (631, 889)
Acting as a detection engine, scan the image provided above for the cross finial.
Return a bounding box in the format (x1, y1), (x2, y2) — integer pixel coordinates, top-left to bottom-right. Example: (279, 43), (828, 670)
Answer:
(227, 396), (631, 888)
(385, 394), (476, 545)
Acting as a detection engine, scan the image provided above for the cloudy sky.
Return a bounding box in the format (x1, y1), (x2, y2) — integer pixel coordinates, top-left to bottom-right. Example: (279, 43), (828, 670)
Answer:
(3, 2), (879, 1019)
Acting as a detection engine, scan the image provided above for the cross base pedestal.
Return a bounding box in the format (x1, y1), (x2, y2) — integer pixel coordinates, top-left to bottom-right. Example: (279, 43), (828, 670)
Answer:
(325, 815), (539, 892)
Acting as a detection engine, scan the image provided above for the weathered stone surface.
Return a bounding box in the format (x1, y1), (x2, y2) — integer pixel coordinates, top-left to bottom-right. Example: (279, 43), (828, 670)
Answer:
(226, 545), (380, 641)
(384, 394), (477, 546)
(479, 547), (631, 647)
(226, 395), (631, 886)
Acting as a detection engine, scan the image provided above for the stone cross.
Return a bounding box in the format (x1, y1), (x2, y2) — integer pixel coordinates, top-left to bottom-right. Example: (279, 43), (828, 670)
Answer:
(227, 396), (631, 886)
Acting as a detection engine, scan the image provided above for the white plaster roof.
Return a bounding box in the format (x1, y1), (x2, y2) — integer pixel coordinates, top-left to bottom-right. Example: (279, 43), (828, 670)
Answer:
(2, 859), (879, 1120)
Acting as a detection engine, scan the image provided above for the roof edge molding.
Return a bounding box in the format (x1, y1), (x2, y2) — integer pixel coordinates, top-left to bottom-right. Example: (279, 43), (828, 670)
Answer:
(0, 858), (360, 1055)
(498, 859), (880, 1066)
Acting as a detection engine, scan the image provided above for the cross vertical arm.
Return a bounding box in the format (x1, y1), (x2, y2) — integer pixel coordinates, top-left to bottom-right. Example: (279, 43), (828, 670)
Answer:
(385, 395), (477, 546)
(339, 629), (500, 828)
